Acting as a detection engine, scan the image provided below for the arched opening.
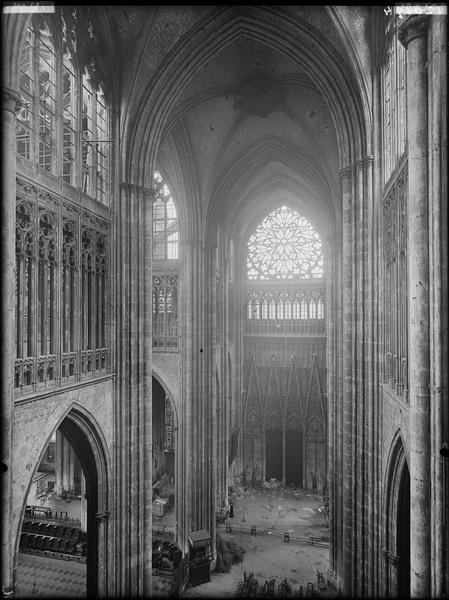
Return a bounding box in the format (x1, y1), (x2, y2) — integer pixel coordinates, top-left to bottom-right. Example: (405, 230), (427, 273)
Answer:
(384, 435), (410, 598)
(14, 410), (108, 598)
(152, 376), (177, 538)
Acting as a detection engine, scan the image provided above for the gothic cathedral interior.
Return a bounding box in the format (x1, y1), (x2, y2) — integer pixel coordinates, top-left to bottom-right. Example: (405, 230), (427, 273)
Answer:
(2, 5), (448, 599)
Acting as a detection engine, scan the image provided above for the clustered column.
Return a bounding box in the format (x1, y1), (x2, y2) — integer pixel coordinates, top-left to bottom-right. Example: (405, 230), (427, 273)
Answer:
(114, 182), (154, 596)
(1, 85), (20, 600)
(398, 15), (431, 599)
(340, 164), (354, 595)
(142, 186), (155, 595)
(54, 430), (76, 495)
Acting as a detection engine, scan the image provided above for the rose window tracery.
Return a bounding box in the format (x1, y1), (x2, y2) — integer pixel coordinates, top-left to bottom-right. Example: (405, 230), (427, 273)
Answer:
(247, 205), (324, 280)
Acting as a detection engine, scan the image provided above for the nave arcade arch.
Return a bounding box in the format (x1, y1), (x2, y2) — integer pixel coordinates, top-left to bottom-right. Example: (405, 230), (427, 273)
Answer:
(13, 407), (110, 598)
(383, 433), (411, 599)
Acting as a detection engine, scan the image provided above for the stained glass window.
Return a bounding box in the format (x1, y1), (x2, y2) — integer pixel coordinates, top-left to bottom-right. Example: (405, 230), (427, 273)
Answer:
(17, 26), (34, 159)
(153, 170), (179, 260)
(247, 206), (324, 280)
(38, 21), (56, 172)
(16, 13), (111, 204)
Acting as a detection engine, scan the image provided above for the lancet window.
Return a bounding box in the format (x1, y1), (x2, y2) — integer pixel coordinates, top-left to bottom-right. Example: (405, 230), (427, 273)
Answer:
(152, 170), (179, 350)
(16, 12), (111, 205)
(153, 170), (178, 260)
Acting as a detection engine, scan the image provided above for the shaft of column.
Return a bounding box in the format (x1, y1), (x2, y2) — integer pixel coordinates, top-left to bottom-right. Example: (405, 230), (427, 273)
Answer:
(340, 165), (354, 596)
(399, 15), (431, 599)
(142, 188), (155, 595)
(80, 472), (87, 532)
(55, 430), (63, 496)
(1, 86), (20, 600)
(68, 444), (75, 492)
(63, 435), (70, 491)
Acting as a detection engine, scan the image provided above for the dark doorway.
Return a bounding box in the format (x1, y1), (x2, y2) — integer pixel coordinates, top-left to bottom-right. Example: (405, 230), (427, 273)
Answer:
(265, 429), (282, 481)
(396, 463), (410, 599)
(286, 429), (303, 486)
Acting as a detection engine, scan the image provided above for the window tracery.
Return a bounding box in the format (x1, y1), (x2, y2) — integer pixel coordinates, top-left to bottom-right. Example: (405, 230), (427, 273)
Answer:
(247, 206), (324, 280)
(152, 274), (178, 350)
(246, 289), (325, 335)
(14, 178), (110, 391)
(383, 164), (408, 399)
(153, 170), (178, 260)
(16, 12), (111, 205)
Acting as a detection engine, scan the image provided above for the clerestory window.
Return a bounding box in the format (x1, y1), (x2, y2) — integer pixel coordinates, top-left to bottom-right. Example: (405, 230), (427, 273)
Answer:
(152, 170), (179, 350)
(152, 170), (179, 260)
(16, 14), (111, 205)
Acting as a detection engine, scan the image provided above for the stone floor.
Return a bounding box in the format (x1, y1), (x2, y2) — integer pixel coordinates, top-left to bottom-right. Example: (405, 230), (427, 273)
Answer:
(182, 486), (333, 598)
(15, 553), (86, 598)
(15, 485), (332, 598)
(15, 483), (86, 598)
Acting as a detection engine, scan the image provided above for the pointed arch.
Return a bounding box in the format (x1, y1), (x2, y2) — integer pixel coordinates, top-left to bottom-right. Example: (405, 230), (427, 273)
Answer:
(383, 431), (410, 598)
(13, 403), (111, 598)
(125, 6), (368, 186)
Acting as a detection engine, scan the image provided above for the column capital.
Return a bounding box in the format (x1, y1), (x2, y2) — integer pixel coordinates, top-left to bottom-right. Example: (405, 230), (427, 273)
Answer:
(119, 182), (139, 193)
(142, 187), (157, 204)
(2, 86), (21, 114)
(398, 15), (430, 48)
(120, 183), (157, 203)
